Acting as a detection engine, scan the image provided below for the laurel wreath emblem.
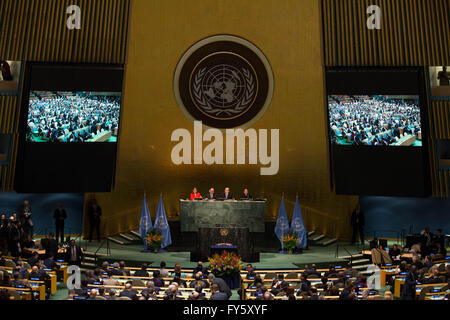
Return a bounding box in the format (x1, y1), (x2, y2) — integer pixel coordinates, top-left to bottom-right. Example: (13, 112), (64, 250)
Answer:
(192, 67), (255, 117)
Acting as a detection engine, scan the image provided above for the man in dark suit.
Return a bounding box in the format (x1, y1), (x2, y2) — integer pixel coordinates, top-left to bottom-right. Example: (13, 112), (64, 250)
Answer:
(134, 263), (150, 277)
(240, 188), (253, 200)
(44, 233), (58, 259)
(43, 254), (56, 270)
(119, 283), (138, 300)
(220, 187), (233, 200)
(304, 264), (322, 278)
(27, 252), (39, 267)
(209, 283), (228, 300)
(18, 200), (33, 239)
(401, 265), (417, 300)
(192, 261), (207, 275)
(207, 273), (231, 298)
(54, 203), (67, 244)
(87, 199), (102, 241)
(66, 240), (83, 266)
(204, 188), (217, 200)
(350, 202), (365, 245)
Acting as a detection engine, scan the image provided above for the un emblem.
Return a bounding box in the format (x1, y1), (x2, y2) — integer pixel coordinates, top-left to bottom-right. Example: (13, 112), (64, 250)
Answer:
(174, 35), (274, 128)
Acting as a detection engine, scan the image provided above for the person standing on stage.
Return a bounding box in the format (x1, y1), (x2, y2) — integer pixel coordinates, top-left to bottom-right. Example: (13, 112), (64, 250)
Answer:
(190, 187), (202, 200)
(54, 203), (67, 243)
(351, 202), (365, 245)
(88, 199), (102, 242)
(221, 187), (233, 200)
(18, 200), (33, 239)
(204, 188), (217, 200)
(240, 188), (253, 200)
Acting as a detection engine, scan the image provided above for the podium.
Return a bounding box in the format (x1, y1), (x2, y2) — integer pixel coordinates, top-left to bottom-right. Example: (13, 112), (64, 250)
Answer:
(190, 225), (259, 262)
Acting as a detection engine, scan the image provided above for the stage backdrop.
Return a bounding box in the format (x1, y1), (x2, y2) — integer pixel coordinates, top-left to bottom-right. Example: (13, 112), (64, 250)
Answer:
(83, 0), (357, 240)
(0, 192), (84, 236)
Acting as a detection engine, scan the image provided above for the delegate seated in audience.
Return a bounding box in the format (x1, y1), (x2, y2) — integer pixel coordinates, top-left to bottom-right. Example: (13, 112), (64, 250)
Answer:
(193, 261), (207, 275)
(304, 264), (322, 278)
(171, 263), (186, 278)
(244, 263), (256, 279)
(190, 271), (209, 289)
(110, 262), (123, 276)
(423, 255), (434, 269)
(170, 274), (187, 288)
(195, 285), (207, 300)
(107, 289), (117, 300)
(29, 265), (48, 281)
(16, 261), (29, 279)
(262, 291), (274, 300)
(164, 284), (182, 300)
(159, 261), (169, 277)
(43, 254), (56, 270)
(141, 280), (157, 298)
(324, 265), (337, 278)
(271, 274), (290, 296)
(102, 271), (119, 286)
(118, 261), (130, 276)
(133, 263), (150, 277)
(151, 270), (164, 288)
(316, 277), (329, 291)
(27, 252), (40, 267)
(298, 274), (311, 293)
(119, 283), (138, 300)
(209, 283), (228, 300)
(85, 270), (99, 285)
(100, 261), (110, 273)
(88, 288), (98, 300)
(207, 273), (231, 298)
(389, 244), (402, 263)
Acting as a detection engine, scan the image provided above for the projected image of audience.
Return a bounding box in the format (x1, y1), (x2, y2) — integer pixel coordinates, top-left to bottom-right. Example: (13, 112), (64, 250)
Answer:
(328, 95), (422, 147)
(26, 91), (121, 142)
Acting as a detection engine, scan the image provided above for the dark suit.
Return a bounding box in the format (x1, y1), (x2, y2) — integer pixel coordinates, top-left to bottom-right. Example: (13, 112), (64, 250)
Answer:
(220, 192), (233, 200)
(204, 193), (217, 200)
(212, 277), (232, 298)
(119, 289), (137, 300)
(43, 258), (56, 270)
(351, 209), (365, 244)
(240, 193), (253, 200)
(401, 271), (417, 300)
(133, 270), (149, 277)
(54, 208), (67, 243)
(88, 204), (102, 241)
(18, 204), (33, 238)
(66, 244), (83, 266)
(210, 291), (228, 300)
(44, 238), (58, 259)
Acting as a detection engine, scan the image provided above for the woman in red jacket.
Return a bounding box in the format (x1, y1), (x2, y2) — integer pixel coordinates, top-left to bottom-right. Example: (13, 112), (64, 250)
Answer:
(190, 187), (202, 200)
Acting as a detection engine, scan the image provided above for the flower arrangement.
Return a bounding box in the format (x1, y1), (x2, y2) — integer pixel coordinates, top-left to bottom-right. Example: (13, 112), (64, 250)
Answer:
(147, 229), (162, 252)
(207, 251), (243, 277)
(283, 230), (299, 252)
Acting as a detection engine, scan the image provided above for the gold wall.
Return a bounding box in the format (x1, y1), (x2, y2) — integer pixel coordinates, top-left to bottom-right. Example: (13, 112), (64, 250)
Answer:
(87, 0), (358, 239)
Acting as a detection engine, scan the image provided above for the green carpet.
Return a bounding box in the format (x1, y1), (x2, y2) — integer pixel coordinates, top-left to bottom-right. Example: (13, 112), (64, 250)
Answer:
(90, 241), (365, 269)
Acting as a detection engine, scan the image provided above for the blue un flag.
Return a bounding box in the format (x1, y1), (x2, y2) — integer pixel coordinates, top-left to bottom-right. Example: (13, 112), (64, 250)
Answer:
(139, 193), (153, 248)
(154, 194), (172, 248)
(274, 195), (290, 249)
(290, 196), (307, 248)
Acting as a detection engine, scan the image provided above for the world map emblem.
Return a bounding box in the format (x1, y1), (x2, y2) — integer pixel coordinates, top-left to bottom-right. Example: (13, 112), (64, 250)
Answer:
(174, 35), (274, 128)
